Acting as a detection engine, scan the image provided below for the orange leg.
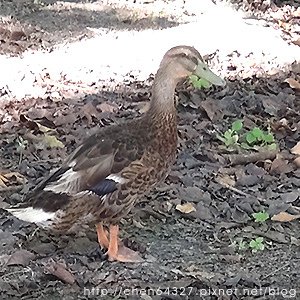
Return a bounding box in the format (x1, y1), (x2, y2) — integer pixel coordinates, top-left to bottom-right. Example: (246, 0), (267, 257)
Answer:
(106, 224), (143, 263)
(96, 223), (109, 249)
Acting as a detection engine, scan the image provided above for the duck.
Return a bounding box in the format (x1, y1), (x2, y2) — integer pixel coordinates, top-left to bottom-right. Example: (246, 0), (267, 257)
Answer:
(6, 46), (225, 262)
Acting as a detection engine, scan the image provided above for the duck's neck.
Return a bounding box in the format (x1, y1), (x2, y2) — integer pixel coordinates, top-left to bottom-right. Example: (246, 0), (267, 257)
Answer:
(148, 67), (178, 117)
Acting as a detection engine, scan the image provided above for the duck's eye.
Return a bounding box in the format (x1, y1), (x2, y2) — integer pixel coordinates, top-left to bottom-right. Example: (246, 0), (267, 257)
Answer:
(190, 56), (198, 65)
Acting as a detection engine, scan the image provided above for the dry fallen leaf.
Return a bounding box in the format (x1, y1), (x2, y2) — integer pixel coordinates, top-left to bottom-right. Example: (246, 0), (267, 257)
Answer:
(271, 211), (300, 222)
(45, 261), (76, 284)
(0, 172), (27, 188)
(43, 134), (64, 148)
(20, 114), (54, 133)
(284, 78), (300, 90)
(269, 156), (294, 175)
(291, 141), (300, 155)
(0, 174), (9, 187)
(200, 99), (224, 121)
(216, 174), (236, 187)
(7, 250), (35, 266)
(292, 38), (300, 47)
(176, 202), (196, 214)
(97, 102), (118, 113)
(294, 157), (300, 168)
(82, 102), (98, 123)
(278, 20), (291, 31)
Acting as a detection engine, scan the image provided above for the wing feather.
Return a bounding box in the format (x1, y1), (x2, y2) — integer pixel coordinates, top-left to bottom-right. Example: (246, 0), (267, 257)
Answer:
(23, 120), (150, 212)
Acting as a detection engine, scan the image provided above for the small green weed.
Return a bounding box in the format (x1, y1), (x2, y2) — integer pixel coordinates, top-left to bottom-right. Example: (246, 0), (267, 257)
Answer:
(249, 237), (265, 253)
(217, 119), (277, 150)
(16, 136), (28, 165)
(216, 120), (243, 147)
(233, 237), (265, 253)
(238, 239), (248, 251)
(252, 211), (269, 223)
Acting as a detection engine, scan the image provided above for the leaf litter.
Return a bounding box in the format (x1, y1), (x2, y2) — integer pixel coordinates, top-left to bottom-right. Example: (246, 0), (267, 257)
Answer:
(0, 0), (300, 299)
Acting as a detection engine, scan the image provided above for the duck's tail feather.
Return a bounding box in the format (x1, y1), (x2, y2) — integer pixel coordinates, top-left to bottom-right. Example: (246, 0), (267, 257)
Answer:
(6, 189), (71, 227)
(6, 206), (56, 227)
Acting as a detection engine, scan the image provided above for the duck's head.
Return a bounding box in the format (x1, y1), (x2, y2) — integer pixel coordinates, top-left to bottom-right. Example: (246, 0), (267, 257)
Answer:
(160, 45), (225, 87)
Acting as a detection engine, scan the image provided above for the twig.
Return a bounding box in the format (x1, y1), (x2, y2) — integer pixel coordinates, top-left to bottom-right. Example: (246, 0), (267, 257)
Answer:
(18, 150), (23, 166)
(263, 262), (290, 280)
(225, 150), (278, 166)
(215, 177), (267, 203)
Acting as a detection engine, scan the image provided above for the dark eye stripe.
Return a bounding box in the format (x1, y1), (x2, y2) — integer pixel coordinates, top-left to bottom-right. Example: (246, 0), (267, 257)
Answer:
(169, 52), (199, 65)
(189, 56), (198, 65)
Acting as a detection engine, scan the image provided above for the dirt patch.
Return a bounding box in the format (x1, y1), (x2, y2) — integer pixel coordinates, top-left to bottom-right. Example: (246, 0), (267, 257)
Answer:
(0, 0), (190, 56)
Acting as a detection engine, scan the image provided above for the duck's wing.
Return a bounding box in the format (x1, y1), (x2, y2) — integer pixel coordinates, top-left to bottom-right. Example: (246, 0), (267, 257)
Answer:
(7, 123), (149, 221)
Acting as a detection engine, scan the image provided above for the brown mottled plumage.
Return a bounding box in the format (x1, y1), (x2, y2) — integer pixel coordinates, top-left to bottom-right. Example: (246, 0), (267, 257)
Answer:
(7, 45), (225, 262)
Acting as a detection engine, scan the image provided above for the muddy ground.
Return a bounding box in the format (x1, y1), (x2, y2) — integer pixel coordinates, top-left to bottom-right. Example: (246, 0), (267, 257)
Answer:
(1, 0), (300, 300)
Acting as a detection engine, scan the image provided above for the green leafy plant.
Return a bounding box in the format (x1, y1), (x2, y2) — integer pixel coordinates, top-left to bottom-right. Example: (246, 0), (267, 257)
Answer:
(233, 237), (266, 253)
(238, 239), (248, 251)
(217, 119), (277, 150)
(252, 211), (269, 223)
(216, 119), (243, 147)
(189, 75), (211, 89)
(243, 127), (276, 150)
(249, 237), (265, 253)
(16, 136), (28, 165)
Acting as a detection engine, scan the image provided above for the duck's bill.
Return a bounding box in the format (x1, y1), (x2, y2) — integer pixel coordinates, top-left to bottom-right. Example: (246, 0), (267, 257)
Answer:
(194, 62), (225, 86)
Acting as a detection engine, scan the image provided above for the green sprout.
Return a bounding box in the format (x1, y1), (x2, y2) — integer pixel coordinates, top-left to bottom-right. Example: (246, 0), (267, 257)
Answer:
(244, 127), (276, 150)
(16, 136), (28, 165)
(252, 211), (269, 223)
(249, 237), (265, 253)
(216, 119), (243, 147)
(238, 239), (248, 251)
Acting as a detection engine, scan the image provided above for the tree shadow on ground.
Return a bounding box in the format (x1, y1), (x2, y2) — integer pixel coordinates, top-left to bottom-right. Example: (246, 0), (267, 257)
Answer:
(0, 0), (181, 50)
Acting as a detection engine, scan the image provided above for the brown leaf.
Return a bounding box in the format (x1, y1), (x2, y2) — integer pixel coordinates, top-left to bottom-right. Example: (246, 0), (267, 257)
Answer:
(97, 102), (118, 113)
(82, 102), (98, 123)
(0, 174), (9, 188)
(0, 172), (27, 188)
(20, 114), (54, 133)
(278, 20), (291, 31)
(292, 38), (300, 47)
(293, 157), (300, 168)
(7, 250), (35, 266)
(284, 78), (300, 90)
(10, 31), (26, 41)
(54, 113), (77, 126)
(271, 211), (300, 222)
(262, 96), (282, 116)
(175, 202), (196, 214)
(291, 141), (300, 155)
(269, 156), (294, 175)
(216, 174), (236, 187)
(200, 99), (224, 121)
(45, 261), (76, 284)
(27, 108), (49, 120)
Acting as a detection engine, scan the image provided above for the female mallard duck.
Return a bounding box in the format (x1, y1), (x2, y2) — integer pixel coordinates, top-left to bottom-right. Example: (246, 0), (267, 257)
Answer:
(7, 46), (225, 262)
